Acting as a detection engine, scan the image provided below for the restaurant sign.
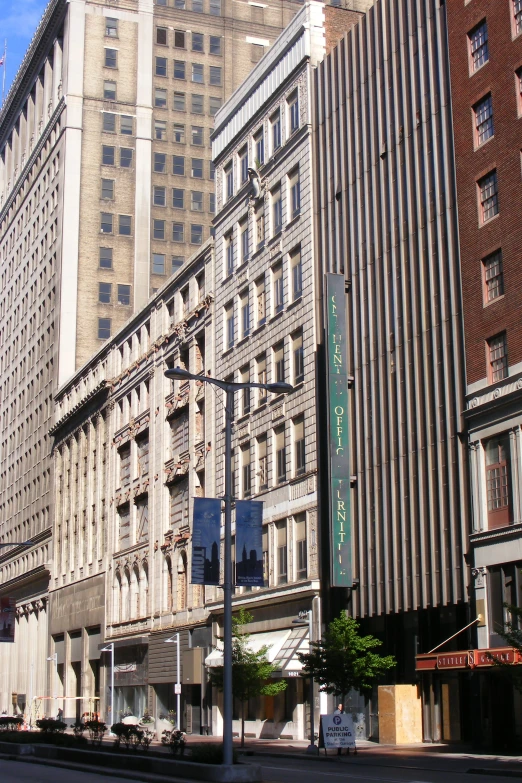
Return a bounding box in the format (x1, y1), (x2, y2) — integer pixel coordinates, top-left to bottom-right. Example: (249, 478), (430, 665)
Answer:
(416, 647), (521, 671)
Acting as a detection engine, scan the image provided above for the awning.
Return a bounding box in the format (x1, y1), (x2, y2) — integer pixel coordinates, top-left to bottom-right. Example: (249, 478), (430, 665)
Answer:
(205, 629), (291, 668)
(273, 625), (309, 676)
(415, 646), (522, 671)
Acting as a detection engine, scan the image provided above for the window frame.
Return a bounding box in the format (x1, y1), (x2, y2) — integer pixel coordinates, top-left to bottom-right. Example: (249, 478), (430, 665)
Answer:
(487, 332), (508, 383)
(482, 249), (504, 304)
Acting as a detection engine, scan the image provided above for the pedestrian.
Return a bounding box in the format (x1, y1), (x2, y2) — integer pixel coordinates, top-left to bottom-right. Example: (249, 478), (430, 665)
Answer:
(57, 707), (63, 721)
(333, 702), (345, 756)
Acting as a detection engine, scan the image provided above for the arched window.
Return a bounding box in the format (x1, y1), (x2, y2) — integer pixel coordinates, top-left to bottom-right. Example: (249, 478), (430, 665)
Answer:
(177, 551), (187, 611)
(131, 565), (140, 619)
(140, 561), (149, 616)
(165, 556), (173, 612)
(122, 567), (131, 621)
(114, 571), (122, 623)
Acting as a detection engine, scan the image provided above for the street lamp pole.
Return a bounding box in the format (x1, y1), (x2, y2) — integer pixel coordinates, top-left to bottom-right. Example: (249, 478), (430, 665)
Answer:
(101, 643), (115, 730)
(165, 367), (293, 766)
(165, 633), (181, 730)
(46, 653), (58, 717)
(293, 609), (318, 755)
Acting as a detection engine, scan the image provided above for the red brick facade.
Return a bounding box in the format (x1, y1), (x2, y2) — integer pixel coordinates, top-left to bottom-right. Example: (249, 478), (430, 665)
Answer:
(446, 0), (522, 386)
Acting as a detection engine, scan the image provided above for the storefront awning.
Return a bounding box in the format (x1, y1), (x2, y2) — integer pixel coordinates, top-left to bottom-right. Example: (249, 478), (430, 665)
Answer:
(205, 629), (291, 668)
(415, 646), (522, 671)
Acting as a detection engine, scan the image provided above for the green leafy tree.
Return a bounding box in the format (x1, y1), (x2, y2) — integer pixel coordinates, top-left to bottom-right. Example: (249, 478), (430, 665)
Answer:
(297, 612), (396, 700)
(489, 603), (522, 690)
(209, 608), (287, 747)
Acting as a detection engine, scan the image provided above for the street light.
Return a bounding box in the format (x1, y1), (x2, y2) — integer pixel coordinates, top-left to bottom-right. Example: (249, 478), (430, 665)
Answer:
(292, 610), (319, 755)
(165, 633), (181, 730)
(46, 653), (58, 718)
(165, 367), (293, 765)
(101, 643), (115, 732)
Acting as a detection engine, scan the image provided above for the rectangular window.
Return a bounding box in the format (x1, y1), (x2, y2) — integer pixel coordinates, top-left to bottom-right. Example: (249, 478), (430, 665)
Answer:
(209, 161), (215, 180)
(272, 185), (282, 234)
(104, 80), (116, 100)
(210, 35), (222, 55)
(239, 146), (248, 185)
(240, 219), (249, 263)
(174, 30), (186, 49)
(256, 276), (266, 327)
(192, 63), (204, 84)
(174, 92), (186, 111)
(255, 203), (264, 248)
(276, 520), (287, 584)
(290, 247), (302, 300)
(104, 48), (117, 68)
(210, 0), (221, 15)
(173, 188), (184, 208)
(478, 170), (499, 222)
(209, 66), (222, 86)
(257, 436), (267, 491)
(209, 193), (216, 214)
(103, 112), (116, 133)
(99, 247), (112, 269)
(295, 514), (307, 580)
(483, 250), (504, 303)
(137, 435), (149, 480)
(288, 90), (299, 134)
(106, 17), (118, 37)
(252, 43), (264, 63)
(99, 282), (112, 304)
(173, 222), (185, 242)
(294, 417), (305, 476)
(486, 435), (512, 529)
(155, 88), (167, 108)
(118, 503), (130, 549)
(273, 341), (285, 383)
(225, 303), (234, 350)
(225, 163), (233, 200)
(192, 32), (204, 52)
(209, 96), (222, 117)
(98, 317), (111, 340)
(100, 212), (113, 233)
(173, 123), (185, 143)
(191, 94), (204, 114)
(155, 119), (167, 140)
(119, 215), (132, 236)
(272, 263), (283, 314)
(240, 290), (250, 338)
(488, 332), (508, 383)
(469, 21), (489, 72)
(271, 110), (281, 153)
(191, 224), (203, 244)
(174, 60), (186, 80)
(257, 353), (267, 405)
(173, 155), (185, 176)
(191, 126), (204, 145)
(153, 219), (166, 240)
(120, 116), (133, 135)
(192, 0), (203, 12)
(118, 284), (131, 305)
(289, 168), (300, 219)
(120, 148), (133, 168)
(515, 0), (522, 35)
(474, 94), (494, 145)
(172, 255), (184, 272)
(174, 0), (186, 6)
(191, 191), (203, 211)
(155, 56), (167, 77)
(254, 128), (264, 166)
(101, 179), (114, 200)
(119, 445), (131, 487)
(188, 157), (203, 179)
(240, 366), (250, 415)
(292, 330), (304, 384)
(153, 253), (166, 274)
(102, 145), (115, 165)
(153, 185), (166, 206)
(156, 27), (168, 46)
(241, 443), (251, 497)
(225, 232), (234, 276)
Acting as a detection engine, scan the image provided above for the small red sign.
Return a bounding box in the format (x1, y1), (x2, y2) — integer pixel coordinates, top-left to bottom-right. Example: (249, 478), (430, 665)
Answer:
(437, 653), (469, 669)
(415, 646), (521, 671)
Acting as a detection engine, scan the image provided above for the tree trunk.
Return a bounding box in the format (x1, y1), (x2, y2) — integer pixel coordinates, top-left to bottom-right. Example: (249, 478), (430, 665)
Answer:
(241, 700), (245, 748)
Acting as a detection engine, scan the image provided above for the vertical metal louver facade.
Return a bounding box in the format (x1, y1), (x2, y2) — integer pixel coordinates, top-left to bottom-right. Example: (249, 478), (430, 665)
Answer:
(313, 0), (468, 618)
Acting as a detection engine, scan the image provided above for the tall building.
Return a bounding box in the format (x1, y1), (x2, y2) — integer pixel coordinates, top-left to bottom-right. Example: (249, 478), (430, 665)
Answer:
(0, 0), (301, 717)
(446, 0), (522, 749)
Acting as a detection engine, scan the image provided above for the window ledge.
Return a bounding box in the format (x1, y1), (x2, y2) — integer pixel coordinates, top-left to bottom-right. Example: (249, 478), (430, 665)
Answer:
(286, 296), (302, 312)
(252, 321), (266, 337)
(285, 213), (301, 231)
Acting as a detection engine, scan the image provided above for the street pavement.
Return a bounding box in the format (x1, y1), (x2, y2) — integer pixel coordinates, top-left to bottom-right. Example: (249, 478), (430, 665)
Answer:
(0, 759), (152, 783)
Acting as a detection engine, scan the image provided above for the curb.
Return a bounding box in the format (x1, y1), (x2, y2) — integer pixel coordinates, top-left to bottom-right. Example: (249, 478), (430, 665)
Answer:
(468, 770), (522, 779)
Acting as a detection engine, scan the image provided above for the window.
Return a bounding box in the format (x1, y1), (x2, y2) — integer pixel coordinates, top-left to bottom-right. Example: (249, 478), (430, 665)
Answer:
(104, 80), (116, 100)
(173, 188), (184, 209)
(192, 32), (204, 52)
(106, 17), (118, 37)
(174, 92), (186, 111)
(256, 353), (267, 405)
(469, 21), (488, 72)
(191, 158), (203, 178)
(120, 116), (133, 135)
(252, 43), (264, 63)
(119, 445), (131, 487)
(240, 290), (250, 338)
(191, 94), (204, 114)
(99, 247), (112, 269)
(210, 35), (221, 55)
(290, 247), (302, 300)
(483, 250), (504, 303)
(478, 170), (499, 222)
(273, 342), (285, 383)
(104, 48), (117, 68)
(257, 436), (267, 491)
(474, 94), (494, 145)
(240, 219), (249, 263)
(209, 193), (215, 213)
(255, 202), (264, 248)
(173, 155), (185, 176)
(288, 90), (299, 134)
(118, 284), (131, 305)
(225, 302), (234, 350)
(191, 224), (203, 244)
(485, 435), (512, 529)
(191, 191), (203, 211)
(240, 366), (250, 415)
(98, 317), (111, 340)
(155, 56), (167, 77)
(487, 332), (508, 382)
(173, 123), (185, 143)
(153, 253), (166, 274)
(119, 215), (132, 235)
(156, 27), (168, 45)
(174, 0), (185, 6)
(225, 163), (233, 200)
(276, 520), (287, 583)
(294, 417), (305, 476)
(101, 179), (114, 200)
(174, 30), (186, 48)
(120, 148), (133, 168)
(241, 443), (251, 497)
(289, 168), (300, 219)
(172, 256), (184, 272)
(225, 233), (234, 276)
(153, 186), (166, 206)
(174, 60), (186, 80)
(272, 263), (284, 314)
(102, 145), (115, 165)
(192, 0), (203, 12)
(239, 146), (248, 185)
(295, 514), (307, 580)
(515, 0), (522, 35)
(254, 128), (264, 166)
(209, 96), (222, 117)
(173, 222), (185, 242)
(272, 185), (282, 235)
(101, 212), (113, 233)
(99, 282), (112, 304)
(153, 219), (166, 240)
(210, 0), (221, 15)
(209, 161), (215, 180)
(103, 112), (116, 133)
(155, 120), (167, 140)
(292, 330), (304, 384)
(192, 63), (204, 83)
(209, 66), (222, 86)
(118, 503), (130, 549)
(155, 88), (167, 108)
(254, 276), (267, 329)
(271, 110), (281, 153)
(192, 126), (204, 145)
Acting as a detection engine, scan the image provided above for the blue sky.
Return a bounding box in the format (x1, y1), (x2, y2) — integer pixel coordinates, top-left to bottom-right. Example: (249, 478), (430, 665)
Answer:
(1, 0), (49, 100)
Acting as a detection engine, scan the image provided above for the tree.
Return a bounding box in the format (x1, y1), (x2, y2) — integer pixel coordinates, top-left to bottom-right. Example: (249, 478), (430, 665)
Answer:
(209, 608), (287, 747)
(297, 612), (396, 700)
(490, 603), (522, 690)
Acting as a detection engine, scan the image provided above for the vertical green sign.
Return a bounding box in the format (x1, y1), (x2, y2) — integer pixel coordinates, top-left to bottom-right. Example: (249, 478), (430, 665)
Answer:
(326, 274), (351, 587)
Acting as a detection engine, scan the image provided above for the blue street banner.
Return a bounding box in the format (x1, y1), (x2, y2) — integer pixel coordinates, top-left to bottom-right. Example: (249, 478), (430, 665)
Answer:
(0, 596), (15, 643)
(235, 500), (264, 587)
(191, 498), (221, 585)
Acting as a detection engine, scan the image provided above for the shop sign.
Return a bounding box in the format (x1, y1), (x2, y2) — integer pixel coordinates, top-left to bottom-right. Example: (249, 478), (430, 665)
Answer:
(114, 663), (137, 673)
(415, 647), (522, 671)
(326, 274), (351, 587)
(321, 713), (356, 748)
(437, 653), (469, 669)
